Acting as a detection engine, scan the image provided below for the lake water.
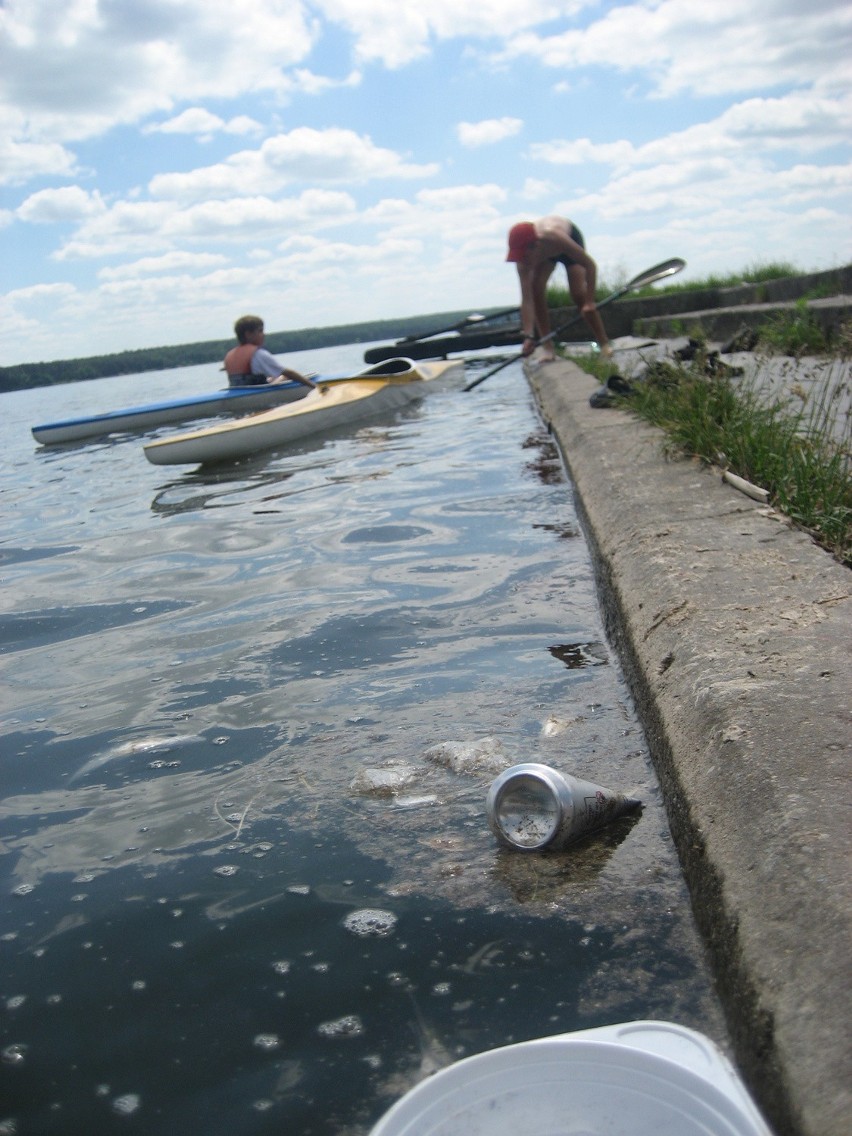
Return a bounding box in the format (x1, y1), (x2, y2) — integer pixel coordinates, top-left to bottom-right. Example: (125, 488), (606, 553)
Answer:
(1, 343), (725, 1134)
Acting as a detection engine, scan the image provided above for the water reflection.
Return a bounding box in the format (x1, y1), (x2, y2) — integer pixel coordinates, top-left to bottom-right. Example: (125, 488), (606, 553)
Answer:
(491, 814), (643, 903)
(1, 355), (726, 1135)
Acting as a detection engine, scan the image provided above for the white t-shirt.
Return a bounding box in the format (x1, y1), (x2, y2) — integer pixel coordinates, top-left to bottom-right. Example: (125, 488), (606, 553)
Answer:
(250, 347), (284, 378)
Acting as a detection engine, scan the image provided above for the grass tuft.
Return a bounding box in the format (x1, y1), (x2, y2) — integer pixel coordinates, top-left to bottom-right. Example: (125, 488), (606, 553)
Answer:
(570, 345), (851, 565)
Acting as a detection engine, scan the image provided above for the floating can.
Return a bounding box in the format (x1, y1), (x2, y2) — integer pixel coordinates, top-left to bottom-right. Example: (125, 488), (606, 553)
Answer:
(486, 763), (641, 851)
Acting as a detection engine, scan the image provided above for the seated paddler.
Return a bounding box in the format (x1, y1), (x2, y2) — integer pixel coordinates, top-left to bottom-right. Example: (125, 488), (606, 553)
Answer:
(224, 315), (317, 389)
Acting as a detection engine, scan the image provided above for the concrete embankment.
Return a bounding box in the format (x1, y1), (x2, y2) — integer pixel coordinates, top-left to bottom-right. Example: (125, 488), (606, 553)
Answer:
(523, 357), (851, 1136)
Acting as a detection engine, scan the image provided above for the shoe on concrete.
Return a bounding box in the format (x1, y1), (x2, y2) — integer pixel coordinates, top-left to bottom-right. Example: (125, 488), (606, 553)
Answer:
(589, 384), (616, 408)
(606, 374), (634, 395)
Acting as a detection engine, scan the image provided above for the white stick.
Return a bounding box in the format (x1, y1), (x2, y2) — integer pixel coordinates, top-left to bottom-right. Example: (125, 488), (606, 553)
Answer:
(723, 469), (770, 503)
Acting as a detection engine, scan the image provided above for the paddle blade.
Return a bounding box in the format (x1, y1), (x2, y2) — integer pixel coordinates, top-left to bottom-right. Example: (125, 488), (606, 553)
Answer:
(625, 257), (686, 293)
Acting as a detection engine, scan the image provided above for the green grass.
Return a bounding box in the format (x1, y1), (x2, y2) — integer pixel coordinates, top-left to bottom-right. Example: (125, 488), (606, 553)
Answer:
(569, 344), (851, 566)
(756, 300), (833, 357)
(546, 260), (801, 308)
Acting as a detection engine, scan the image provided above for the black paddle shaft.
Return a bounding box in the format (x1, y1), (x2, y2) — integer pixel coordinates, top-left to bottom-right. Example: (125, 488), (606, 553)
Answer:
(402, 305), (520, 344)
(463, 258), (685, 392)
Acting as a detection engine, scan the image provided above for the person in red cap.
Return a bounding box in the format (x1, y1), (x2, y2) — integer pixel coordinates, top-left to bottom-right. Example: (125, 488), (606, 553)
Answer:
(506, 216), (612, 362)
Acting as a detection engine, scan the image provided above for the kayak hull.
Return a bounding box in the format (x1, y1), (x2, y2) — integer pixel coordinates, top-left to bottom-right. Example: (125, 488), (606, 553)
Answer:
(143, 359), (463, 466)
(32, 381), (312, 445)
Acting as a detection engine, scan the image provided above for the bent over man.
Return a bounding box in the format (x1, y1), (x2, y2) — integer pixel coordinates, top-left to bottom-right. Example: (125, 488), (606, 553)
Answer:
(506, 216), (612, 362)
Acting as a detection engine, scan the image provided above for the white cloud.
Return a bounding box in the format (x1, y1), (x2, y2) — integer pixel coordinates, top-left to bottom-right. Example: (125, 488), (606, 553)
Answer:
(53, 189), (359, 260)
(285, 68), (363, 96)
(0, 0), (318, 145)
(99, 252), (230, 281)
(4, 280), (78, 306)
(312, 1), (589, 67)
(0, 134), (79, 187)
(456, 117), (523, 147)
(16, 185), (106, 223)
(497, 0), (852, 98)
(148, 128), (439, 202)
(143, 109), (263, 140)
(632, 91), (852, 165)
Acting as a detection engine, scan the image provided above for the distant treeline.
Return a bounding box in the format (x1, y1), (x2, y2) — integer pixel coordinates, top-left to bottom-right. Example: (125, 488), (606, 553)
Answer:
(0, 310), (488, 393)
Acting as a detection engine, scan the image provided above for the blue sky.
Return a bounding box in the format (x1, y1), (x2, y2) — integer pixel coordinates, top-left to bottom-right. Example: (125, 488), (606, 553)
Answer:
(1, 0), (850, 366)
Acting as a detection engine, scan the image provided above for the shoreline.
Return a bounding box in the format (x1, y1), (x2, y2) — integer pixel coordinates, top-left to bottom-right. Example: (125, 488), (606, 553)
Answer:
(523, 354), (851, 1136)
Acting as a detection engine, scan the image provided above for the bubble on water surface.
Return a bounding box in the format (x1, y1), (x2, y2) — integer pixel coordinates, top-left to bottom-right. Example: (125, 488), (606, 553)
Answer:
(253, 1034), (280, 1051)
(1, 1044), (27, 1067)
(287, 884), (310, 895)
(317, 1015), (364, 1040)
(112, 1093), (141, 1116)
(271, 959), (291, 975)
(11, 884), (34, 897)
(6, 997), (26, 1011)
(214, 865), (238, 878)
(342, 909), (398, 938)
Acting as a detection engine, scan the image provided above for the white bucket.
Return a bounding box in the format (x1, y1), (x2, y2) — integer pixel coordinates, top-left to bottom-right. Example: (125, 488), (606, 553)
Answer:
(369, 1021), (772, 1136)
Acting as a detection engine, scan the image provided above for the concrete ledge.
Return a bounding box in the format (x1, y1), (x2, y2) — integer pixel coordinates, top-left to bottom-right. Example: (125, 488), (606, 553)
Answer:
(550, 265), (852, 342)
(525, 359), (852, 1136)
(634, 296), (852, 343)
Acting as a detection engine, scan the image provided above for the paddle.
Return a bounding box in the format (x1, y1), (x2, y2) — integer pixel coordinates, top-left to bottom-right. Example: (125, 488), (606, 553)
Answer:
(463, 258), (686, 392)
(401, 305), (519, 343)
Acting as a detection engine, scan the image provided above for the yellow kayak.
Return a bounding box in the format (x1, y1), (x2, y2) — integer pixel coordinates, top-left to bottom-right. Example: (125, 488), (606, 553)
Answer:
(143, 358), (463, 466)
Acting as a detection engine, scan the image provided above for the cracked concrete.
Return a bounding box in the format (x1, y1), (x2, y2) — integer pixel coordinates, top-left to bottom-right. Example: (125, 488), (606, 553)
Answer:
(522, 353), (851, 1136)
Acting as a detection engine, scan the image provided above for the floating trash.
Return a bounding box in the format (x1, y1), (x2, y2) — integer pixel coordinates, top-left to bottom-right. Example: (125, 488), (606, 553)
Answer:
(350, 762), (420, 797)
(486, 764), (641, 851)
(424, 737), (508, 775)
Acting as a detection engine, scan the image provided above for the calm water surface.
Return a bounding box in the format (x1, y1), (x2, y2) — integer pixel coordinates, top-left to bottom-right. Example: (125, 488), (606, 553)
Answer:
(1, 345), (725, 1134)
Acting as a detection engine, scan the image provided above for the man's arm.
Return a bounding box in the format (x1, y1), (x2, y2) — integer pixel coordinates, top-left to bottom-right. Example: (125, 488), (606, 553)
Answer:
(275, 368), (317, 389)
(253, 348), (316, 388)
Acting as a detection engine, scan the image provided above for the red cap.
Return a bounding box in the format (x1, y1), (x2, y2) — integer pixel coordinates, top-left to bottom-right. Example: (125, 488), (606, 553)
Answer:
(506, 221), (537, 262)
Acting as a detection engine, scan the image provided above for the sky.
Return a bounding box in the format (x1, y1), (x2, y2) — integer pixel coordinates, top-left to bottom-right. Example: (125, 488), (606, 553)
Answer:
(1, 0), (850, 367)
